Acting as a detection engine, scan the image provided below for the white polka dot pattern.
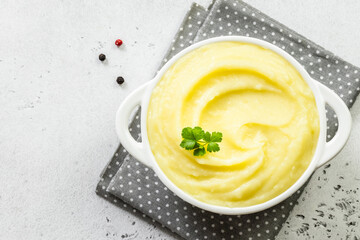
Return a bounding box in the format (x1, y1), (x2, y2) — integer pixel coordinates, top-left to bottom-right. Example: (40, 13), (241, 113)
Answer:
(97, 1), (360, 239)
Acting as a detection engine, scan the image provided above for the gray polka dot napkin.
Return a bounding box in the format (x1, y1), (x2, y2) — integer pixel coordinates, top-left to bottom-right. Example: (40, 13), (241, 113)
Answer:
(96, 1), (360, 239)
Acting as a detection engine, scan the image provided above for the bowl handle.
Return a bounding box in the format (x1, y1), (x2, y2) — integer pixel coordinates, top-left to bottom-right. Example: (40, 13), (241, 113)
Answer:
(115, 82), (152, 167)
(316, 82), (352, 168)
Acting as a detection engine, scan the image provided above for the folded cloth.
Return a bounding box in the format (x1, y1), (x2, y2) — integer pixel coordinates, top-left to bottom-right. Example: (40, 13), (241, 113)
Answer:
(96, 1), (360, 239)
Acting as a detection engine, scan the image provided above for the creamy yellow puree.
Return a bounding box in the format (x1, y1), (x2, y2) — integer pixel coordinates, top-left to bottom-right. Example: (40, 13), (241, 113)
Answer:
(147, 42), (320, 207)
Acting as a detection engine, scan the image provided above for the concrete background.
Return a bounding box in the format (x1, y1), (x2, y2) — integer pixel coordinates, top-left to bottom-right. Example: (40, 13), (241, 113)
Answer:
(0, 0), (359, 239)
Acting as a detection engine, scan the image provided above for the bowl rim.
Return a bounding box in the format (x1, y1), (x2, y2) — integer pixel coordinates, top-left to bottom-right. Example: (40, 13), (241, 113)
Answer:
(139, 36), (326, 215)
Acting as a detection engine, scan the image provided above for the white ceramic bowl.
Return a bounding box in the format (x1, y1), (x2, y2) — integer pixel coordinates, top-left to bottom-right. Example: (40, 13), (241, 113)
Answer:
(116, 36), (351, 215)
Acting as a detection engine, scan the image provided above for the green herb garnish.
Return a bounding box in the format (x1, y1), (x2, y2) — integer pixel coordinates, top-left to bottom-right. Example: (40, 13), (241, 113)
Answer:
(180, 126), (223, 156)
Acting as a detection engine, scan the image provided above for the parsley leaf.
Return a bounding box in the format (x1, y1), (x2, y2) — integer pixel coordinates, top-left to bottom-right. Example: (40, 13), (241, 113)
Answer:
(179, 127), (223, 156)
(180, 139), (197, 150)
(204, 131), (211, 142)
(207, 142), (220, 152)
(181, 127), (195, 140)
(210, 132), (223, 142)
(192, 126), (205, 141)
(194, 146), (206, 156)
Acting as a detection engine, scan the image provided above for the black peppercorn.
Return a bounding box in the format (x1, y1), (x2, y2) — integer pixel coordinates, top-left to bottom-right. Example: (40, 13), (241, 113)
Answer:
(98, 54), (106, 61)
(116, 76), (125, 85)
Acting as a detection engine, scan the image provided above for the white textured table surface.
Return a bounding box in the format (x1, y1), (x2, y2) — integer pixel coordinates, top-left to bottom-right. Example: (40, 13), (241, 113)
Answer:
(1, 1), (359, 239)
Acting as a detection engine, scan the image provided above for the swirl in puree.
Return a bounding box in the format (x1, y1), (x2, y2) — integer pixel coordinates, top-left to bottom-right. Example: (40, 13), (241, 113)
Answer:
(147, 42), (320, 207)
